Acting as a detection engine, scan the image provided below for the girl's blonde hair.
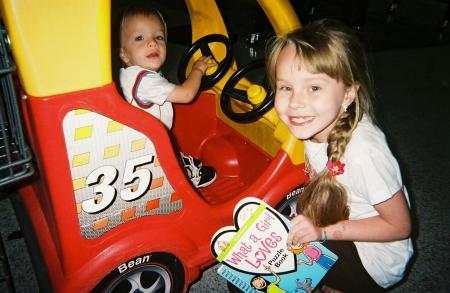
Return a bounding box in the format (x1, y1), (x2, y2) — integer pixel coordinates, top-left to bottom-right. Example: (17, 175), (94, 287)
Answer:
(267, 19), (375, 226)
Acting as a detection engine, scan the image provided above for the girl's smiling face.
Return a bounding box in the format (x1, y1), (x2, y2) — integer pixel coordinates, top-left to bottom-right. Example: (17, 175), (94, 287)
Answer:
(120, 14), (166, 71)
(274, 44), (356, 143)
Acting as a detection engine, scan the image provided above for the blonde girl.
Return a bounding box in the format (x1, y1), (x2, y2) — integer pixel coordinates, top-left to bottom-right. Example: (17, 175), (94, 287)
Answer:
(267, 19), (413, 292)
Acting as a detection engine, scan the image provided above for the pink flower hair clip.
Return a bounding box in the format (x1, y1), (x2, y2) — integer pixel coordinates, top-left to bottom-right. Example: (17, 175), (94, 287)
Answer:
(326, 161), (345, 176)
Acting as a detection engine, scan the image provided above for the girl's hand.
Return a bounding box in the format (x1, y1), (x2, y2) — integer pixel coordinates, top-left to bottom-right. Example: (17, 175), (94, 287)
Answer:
(191, 56), (215, 75)
(287, 215), (322, 245)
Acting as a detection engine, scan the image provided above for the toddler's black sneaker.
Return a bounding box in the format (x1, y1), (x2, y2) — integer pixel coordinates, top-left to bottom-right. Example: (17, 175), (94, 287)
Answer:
(181, 153), (217, 188)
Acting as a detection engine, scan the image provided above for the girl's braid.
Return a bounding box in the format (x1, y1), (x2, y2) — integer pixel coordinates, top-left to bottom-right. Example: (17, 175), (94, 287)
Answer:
(327, 103), (357, 162)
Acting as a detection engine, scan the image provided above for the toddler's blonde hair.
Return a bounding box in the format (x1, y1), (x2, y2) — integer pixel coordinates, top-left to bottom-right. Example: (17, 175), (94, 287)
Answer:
(119, 4), (167, 47)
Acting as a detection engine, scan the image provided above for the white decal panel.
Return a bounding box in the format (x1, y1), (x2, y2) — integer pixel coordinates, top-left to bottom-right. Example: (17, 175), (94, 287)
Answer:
(63, 109), (182, 239)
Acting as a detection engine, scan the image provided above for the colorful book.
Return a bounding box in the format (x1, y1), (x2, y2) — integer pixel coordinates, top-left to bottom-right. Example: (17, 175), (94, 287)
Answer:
(211, 197), (337, 293)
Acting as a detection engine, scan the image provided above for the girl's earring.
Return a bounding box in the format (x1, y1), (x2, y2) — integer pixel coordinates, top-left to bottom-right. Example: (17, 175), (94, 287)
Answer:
(343, 105), (348, 112)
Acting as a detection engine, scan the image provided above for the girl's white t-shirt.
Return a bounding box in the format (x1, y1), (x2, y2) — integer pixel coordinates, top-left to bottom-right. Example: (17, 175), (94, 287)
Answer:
(304, 115), (413, 288)
(120, 66), (176, 129)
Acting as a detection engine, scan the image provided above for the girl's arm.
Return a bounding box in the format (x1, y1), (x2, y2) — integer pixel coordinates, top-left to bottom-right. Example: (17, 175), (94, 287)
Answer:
(167, 56), (212, 104)
(326, 191), (411, 241)
(287, 191), (411, 244)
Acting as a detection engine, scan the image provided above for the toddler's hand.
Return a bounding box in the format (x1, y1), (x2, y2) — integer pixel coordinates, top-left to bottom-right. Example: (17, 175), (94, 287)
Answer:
(287, 215), (322, 245)
(192, 56), (215, 75)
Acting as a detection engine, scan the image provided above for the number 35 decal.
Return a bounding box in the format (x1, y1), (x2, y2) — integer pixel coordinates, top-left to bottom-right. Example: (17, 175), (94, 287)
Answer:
(82, 154), (155, 214)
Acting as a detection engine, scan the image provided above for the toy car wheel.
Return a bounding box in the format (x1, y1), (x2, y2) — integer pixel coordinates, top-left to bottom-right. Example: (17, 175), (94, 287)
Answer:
(275, 184), (305, 219)
(93, 252), (184, 293)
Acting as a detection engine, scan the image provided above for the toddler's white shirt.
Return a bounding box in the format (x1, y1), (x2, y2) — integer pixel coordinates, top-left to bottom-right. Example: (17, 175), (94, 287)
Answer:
(120, 65), (176, 129)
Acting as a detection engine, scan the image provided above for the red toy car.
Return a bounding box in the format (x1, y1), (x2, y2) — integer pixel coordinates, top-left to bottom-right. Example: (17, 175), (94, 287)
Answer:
(0, 0), (306, 291)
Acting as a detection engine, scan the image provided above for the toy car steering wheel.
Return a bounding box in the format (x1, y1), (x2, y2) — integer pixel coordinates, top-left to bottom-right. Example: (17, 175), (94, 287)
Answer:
(177, 34), (233, 90)
(220, 59), (274, 122)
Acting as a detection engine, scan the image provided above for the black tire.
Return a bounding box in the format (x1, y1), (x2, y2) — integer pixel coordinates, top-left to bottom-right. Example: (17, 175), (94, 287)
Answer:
(275, 184), (305, 219)
(93, 252), (184, 293)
